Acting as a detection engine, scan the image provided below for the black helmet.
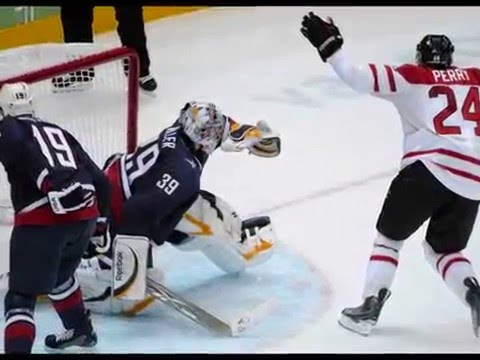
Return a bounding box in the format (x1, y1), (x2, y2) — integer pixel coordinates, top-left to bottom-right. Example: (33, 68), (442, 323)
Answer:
(416, 34), (454, 69)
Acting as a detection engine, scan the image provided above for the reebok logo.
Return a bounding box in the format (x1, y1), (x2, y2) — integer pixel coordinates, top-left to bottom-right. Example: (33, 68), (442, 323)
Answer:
(115, 250), (124, 281)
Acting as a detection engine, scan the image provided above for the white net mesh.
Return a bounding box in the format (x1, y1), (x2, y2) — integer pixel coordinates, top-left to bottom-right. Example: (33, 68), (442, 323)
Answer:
(0, 43), (138, 223)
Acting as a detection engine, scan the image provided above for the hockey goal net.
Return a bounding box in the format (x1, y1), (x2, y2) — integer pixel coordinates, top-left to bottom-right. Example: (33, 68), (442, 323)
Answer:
(0, 43), (139, 224)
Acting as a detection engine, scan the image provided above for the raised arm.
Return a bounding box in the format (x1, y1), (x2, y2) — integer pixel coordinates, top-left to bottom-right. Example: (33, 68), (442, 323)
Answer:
(328, 50), (408, 96)
(300, 12), (408, 97)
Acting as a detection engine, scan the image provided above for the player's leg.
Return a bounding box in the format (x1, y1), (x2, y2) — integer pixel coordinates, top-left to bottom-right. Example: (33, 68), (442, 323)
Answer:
(55, 6), (95, 89)
(44, 219), (98, 352)
(114, 6), (157, 91)
(60, 5), (94, 43)
(422, 193), (480, 337)
(339, 161), (445, 336)
(4, 225), (64, 353)
(172, 190), (276, 274)
(3, 291), (37, 354)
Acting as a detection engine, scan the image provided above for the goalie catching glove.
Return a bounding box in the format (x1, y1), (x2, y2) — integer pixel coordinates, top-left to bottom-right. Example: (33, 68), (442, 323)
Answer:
(221, 119), (281, 157)
(47, 182), (96, 215)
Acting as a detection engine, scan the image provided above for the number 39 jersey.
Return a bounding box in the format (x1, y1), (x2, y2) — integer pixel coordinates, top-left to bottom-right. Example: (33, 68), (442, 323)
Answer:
(104, 123), (203, 245)
(0, 115), (108, 225)
(328, 49), (480, 200)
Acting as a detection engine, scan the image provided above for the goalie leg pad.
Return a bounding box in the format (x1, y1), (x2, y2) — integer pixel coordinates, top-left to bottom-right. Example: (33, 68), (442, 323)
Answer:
(112, 235), (150, 301)
(240, 216), (276, 266)
(172, 191), (276, 274)
(76, 256), (162, 316)
(173, 190), (243, 251)
(201, 216), (276, 274)
(76, 258), (114, 314)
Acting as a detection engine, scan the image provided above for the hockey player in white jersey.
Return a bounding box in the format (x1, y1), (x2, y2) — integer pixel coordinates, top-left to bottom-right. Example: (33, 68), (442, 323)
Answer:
(75, 101), (280, 315)
(301, 12), (480, 337)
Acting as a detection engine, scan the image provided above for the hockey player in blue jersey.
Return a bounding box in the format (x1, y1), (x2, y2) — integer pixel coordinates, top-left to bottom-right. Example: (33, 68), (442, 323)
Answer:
(0, 82), (111, 352)
(76, 101), (281, 315)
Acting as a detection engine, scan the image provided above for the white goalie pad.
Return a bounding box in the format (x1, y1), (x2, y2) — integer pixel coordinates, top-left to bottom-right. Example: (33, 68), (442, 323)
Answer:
(76, 255), (163, 316)
(112, 235), (150, 300)
(174, 191), (243, 251)
(173, 191), (276, 274)
(75, 192), (276, 316)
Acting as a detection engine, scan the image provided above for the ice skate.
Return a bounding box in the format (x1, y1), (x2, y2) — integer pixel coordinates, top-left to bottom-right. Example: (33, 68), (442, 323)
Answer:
(44, 310), (97, 353)
(139, 73), (158, 92)
(465, 277), (480, 338)
(338, 288), (391, 336)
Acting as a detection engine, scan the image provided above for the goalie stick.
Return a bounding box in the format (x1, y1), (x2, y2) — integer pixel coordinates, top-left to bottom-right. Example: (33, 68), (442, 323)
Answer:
(0, 271), (275, 337)
(146, 276), (276, 337)
(111, 234), (274, 337)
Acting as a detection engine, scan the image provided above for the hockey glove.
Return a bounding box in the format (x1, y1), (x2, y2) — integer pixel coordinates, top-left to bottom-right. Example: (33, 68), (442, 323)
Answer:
(90, 217), (112, 254)
(300, 12), (343, 62)
(221, 120), (280, 157)
(248, 120), (281, 158)
(48, 182), (96, 215)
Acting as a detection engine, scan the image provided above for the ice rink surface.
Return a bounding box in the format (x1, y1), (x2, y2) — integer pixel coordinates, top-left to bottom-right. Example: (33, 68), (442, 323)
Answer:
(2, 6), (480, 353)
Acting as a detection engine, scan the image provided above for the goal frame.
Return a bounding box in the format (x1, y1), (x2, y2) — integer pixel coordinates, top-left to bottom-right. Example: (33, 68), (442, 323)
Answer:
(0, 46), (139, 153)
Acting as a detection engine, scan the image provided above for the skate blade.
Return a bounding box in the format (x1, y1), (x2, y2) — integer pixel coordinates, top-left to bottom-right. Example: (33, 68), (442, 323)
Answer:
(338, 315), (375, 337)
(44, 344), (98, 354)
(471, 306), (480, 338)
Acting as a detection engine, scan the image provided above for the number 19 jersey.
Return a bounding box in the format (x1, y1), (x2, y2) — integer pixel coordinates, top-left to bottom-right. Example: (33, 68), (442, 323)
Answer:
(0, 115), (105, 225)
(328, 49), (480, 200)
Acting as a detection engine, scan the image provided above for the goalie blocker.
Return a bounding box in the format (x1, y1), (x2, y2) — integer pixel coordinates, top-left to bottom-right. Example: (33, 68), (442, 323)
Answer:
(76, 190), (277, 315)
(112, 235), (150, 300)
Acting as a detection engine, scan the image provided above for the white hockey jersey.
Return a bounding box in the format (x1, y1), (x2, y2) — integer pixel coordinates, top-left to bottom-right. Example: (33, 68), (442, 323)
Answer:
(328, 49), (480, 200)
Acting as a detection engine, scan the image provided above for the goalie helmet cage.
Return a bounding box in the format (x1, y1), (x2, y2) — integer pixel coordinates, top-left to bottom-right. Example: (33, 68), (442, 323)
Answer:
(0, 43), (140, 224)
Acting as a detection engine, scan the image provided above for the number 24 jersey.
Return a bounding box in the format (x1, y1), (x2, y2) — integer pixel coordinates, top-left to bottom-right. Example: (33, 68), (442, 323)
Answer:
(328, 49), (480, 200)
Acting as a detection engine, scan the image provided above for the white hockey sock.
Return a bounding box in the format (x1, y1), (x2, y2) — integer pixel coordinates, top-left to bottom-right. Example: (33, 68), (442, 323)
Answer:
(422, 241), (477, 307)
(362, 233), (404, 299)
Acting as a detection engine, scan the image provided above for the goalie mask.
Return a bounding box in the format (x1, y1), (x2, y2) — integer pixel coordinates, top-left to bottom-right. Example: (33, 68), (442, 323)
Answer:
(178, 101), (228, 155)
(0, 82), (35, 119)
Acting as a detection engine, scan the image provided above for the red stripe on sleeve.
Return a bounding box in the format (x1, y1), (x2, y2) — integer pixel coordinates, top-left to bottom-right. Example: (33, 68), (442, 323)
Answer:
(368, 64), (380, 92)
(369, 64), (379, 92)
(385, 65), (397, 92)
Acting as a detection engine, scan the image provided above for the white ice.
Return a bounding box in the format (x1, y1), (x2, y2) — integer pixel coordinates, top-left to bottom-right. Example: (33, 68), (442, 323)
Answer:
(2, 5), (480, 353)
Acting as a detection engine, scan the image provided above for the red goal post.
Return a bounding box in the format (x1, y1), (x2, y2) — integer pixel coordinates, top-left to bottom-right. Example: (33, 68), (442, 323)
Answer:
(0, 43), (140, 223)
(0, 45), (139, 153)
